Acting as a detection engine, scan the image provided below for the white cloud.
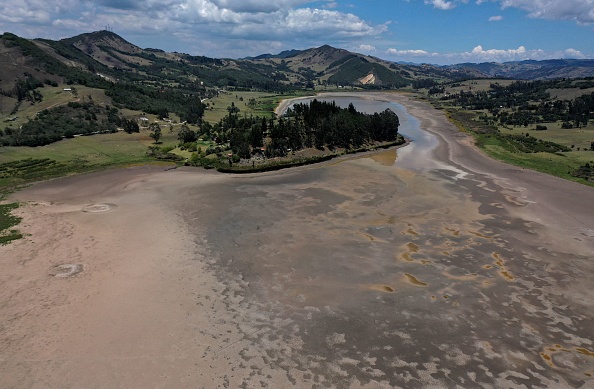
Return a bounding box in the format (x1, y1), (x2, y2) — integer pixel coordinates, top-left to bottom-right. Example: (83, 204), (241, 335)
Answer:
(426, 0), (594, 25)
(387, 48), (436, 56)
(500, 0), (594, 24)
(0, 0), (385, 55)
(425, 0), (456, 10)
(209, 0), (310, 13)
(357, 44), (376, 52)
(466, 44), (528, 61)
(386, 45), (588, 64)
(488, 15), (503, 21)
(564, 48), (586, 58)
(0, 0), (77, 24)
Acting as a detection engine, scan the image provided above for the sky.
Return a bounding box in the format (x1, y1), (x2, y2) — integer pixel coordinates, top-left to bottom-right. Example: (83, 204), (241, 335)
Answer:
(1, 0), (593, 65)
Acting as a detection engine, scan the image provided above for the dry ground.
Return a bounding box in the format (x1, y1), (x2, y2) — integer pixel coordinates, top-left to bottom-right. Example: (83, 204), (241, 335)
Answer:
(1, 93), (593, 388)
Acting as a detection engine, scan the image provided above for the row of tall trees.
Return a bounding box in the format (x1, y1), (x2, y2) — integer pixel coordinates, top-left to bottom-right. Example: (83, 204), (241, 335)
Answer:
(213, 99), (400, 159)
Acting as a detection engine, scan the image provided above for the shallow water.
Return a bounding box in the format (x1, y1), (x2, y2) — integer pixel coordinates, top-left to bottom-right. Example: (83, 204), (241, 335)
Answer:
(289, 96), (453, 173)
(185, 96), (594, 387)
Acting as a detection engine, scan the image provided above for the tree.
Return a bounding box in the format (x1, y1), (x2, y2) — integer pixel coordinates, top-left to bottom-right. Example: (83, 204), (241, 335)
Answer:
(122, 118), (140, 134)
(178, 124), (197, 143)
(149, 123), (162, 143)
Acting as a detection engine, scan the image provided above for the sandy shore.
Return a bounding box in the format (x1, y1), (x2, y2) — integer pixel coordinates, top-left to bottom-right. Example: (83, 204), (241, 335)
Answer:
(1, 93), (593, 388)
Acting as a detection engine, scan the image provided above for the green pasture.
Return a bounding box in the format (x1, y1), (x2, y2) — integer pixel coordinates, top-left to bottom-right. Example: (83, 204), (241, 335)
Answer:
(443, 79), (514, 95)
(500, 122), (594, 151)
(449, 110), (594, 186)
(203, 90), (309, 123)
(1, 86), (111, 128)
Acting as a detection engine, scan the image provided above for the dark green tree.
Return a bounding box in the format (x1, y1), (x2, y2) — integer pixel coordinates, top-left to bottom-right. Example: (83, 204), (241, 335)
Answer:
(178, 124), (197, 143)
(149, 123), (162, 144)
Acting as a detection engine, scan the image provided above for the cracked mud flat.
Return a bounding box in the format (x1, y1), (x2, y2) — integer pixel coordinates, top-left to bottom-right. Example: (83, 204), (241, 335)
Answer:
(1, 94), (593, 388)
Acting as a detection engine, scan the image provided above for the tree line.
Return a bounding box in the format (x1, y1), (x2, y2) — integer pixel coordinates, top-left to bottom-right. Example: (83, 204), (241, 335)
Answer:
(0, 101), (139, 147)
(441, 80), (594, 128)
(203, 99), (400, 159)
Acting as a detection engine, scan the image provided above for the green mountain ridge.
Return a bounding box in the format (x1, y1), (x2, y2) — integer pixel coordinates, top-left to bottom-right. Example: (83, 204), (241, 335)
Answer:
(1, 29), (594, 114)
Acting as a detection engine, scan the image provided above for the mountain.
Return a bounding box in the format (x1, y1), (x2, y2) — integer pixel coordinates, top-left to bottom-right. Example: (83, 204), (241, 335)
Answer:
(245, 49), (303, 60)
(444, 59), (594, 80)
(2, 29), (594, 103)
(247, 45), (410, 87)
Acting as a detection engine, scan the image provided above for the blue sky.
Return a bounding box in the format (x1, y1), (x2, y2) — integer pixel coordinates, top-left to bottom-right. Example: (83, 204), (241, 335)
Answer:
(0, 0), (592, 64)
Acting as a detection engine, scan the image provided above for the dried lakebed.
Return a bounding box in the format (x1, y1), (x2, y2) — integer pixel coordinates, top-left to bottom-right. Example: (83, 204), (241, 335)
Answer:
(1, 93), (593, 388)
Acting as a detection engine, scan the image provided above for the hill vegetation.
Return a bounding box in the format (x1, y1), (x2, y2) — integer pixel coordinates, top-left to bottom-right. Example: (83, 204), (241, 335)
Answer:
(422, 78), (594, 184)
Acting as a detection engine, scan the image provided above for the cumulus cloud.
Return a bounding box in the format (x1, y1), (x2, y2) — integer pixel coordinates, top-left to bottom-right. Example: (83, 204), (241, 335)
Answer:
(425, 0), (456, 10)
(0, 0), (386, 56)
(357, 44), (376, 52)
(387, 48), (436, 56)
(0, 0), (77, 24)
(209, 0), (310, 13)
(386, 45), (587, 64)
(488, 15), (503, 21)
(564, 48), (587, 58)
(500, 0), (594, 24)
(425, 0), (594, 25)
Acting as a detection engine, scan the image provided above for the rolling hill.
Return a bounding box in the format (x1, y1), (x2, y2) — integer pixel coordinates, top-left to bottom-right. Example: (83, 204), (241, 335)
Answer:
(1, 29), (594, 122)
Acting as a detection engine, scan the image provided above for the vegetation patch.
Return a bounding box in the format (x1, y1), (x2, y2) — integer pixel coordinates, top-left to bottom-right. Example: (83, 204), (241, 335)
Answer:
(572, 162), (594, 182)
(447, 109), (594, 186)
(0, 202), (22, 245)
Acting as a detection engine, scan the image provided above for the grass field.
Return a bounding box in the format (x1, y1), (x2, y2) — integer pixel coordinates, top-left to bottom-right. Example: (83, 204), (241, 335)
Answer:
(546, 87), (594, 101)
(499, 122), (594, 152)
(447, 109), (594, 186)
(1, 86), (112, 128)
(443, 79), (514, 95)
(203, 90), (310, 123)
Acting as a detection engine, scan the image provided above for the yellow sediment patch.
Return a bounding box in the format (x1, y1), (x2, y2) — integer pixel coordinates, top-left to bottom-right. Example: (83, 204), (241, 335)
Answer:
(358, 232), (386, 243)
(404, 273), (428, 287)
(402, 224), (420, 236)
(540, 352), (554, 367)
(369, 149), (397, 166)
(368, 284), (395, 293)
(468, 231), (494, 241)
(397, 242), (420, 262)
(492, 252), (515, 281)
(577, 348), (594, 357)
(539, 345), (594, 371)
(444, 227), (460, 236)
(406, 242), (419, 252)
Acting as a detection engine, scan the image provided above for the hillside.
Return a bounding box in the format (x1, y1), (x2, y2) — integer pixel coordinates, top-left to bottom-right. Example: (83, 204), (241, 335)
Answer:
(445, 59), (594, 80)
